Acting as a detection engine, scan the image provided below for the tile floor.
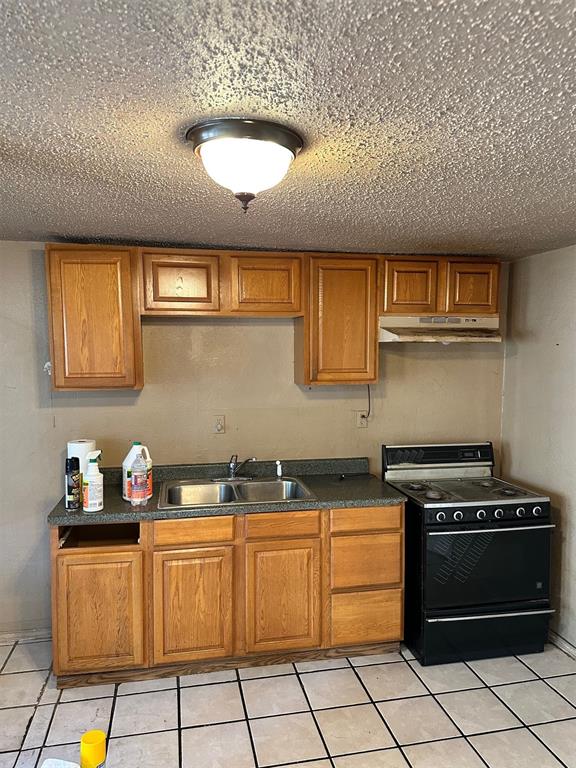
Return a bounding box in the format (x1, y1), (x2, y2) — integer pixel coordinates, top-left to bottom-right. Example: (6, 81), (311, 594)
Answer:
(1, 639), (576, 768)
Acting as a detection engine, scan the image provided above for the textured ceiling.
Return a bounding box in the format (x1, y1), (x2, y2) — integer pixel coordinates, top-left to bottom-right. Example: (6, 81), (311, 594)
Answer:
(0, 0), (575, 257)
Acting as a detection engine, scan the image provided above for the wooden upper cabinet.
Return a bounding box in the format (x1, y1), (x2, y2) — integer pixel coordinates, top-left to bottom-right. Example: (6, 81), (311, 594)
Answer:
(46, 245), (143, 389)
(141, 249), (220, 313)
(382, 256), (501, 316)
(153, 546), (233, 664)
(299, 257), (378, 384)
(55, 551), (145, 674)
(384, 259), (439, 314)
(228, 255), (301, 313)
(445, 261), (499, 314)
(245, 538), (321, 652)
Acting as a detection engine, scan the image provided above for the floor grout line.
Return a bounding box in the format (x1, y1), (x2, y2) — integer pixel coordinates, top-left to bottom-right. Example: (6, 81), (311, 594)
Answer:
(346, 655), (421, 768)
(32, 671), (62, 768)
(293, 663), (336, 768)
(0, 643), (18, 675)
(236, 667), (262, 768)
(176, 676), (182, 768)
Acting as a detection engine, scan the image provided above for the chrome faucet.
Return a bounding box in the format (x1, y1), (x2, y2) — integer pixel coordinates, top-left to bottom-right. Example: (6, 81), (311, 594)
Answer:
(228, 455), (257, 479)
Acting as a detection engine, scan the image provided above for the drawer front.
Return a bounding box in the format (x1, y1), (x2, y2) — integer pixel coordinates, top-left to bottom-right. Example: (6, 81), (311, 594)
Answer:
(154, 516), (234, 546)
(331, 588), (403, 646)
(331, 533), (402, 590)
(330, 506), (402, 534)
(245, 510), (320, 540)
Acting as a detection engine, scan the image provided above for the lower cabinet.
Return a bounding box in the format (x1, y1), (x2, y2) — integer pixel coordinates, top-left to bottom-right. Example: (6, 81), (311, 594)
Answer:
(246, 538), (321, 652)
(153, 546), (234, 664)
(51, 505), (404, 677)
(55, 550), (145, 674)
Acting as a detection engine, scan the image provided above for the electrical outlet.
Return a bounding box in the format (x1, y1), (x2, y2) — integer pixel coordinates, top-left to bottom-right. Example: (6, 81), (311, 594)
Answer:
(213, 415), (226, 434)
(355, 410), (369, 428)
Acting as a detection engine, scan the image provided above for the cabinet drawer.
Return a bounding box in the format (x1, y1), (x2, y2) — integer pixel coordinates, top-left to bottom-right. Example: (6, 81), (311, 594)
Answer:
(245, 510), (320, 539)
(331, 588), (403, 646)
(154, 516), (234, 546)
(330, 506), (402, 533)
(331, 533), (402, 590)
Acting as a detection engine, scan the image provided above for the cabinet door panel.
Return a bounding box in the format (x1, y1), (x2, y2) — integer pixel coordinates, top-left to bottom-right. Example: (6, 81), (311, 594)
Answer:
(331, 588), (403, 646)
(246, 538), (321, 652)
(331, 533), (402, 590)
(384, 260), (438, 313)
(142, 251), (220, 312)
(153, 547), (233, 663)
(56, 551), (144, 673)
(310, 258), (378, 383)
(47, 246), (142, 389)
(230, 256), (301, 313)
(445, 262), (499, 314)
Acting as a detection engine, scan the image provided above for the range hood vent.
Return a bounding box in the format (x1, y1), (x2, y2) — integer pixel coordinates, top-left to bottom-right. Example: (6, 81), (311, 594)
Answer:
(379, 315), (501, 344)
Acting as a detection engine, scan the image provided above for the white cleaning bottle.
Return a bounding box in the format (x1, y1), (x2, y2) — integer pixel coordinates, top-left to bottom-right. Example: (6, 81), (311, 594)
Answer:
(83, 450), (103, 512)
(122, 441), (152, 501)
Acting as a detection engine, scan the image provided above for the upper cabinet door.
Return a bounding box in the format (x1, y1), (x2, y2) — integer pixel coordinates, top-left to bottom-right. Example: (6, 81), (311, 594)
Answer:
(46, 245), (143, 389)
(445, 261), (500, 314)
(308, 257), (378, 384)
(229, 255), (301, 313)
(383, 259), (439, 314)
(141, 250), (220, 312)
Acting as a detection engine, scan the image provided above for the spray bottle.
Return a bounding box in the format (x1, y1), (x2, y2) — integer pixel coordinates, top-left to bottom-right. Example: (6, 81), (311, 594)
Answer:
(82, 450), (103, 512)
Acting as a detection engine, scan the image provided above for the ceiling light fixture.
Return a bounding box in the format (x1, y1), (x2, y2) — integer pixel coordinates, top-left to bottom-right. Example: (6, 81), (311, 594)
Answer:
(186, 118), (303, 212)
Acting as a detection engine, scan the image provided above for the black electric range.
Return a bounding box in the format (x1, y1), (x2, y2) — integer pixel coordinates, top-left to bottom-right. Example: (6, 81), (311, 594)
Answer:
(383, 442), (554, 665)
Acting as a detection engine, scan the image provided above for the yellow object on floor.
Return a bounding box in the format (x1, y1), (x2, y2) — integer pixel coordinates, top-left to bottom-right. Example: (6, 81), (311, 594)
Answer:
(80, 730), (107, 768)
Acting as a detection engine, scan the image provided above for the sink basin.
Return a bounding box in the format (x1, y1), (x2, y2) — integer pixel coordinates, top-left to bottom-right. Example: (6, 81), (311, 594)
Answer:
(157, 477), (316, 509)
(235, 479), (315, 502)
(161, 481), (237, 508)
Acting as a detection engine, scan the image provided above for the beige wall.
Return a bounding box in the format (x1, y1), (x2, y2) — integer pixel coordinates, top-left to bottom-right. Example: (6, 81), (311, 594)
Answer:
(0, 241), (504, 634)
(502, 244), (576, 647)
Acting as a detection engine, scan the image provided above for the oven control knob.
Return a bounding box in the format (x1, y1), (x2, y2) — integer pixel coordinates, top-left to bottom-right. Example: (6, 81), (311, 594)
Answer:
(436, 512), (446, 522)
(533, 506), (542, 517)
(516, 507), (526, 517)
(453, 510), (464, 521)
(477, 509), (487, 520)
(495, 509), (504, 519)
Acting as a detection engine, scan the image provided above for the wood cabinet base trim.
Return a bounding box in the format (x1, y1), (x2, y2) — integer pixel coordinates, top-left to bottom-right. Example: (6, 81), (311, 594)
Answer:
(55, 641), (400, 689)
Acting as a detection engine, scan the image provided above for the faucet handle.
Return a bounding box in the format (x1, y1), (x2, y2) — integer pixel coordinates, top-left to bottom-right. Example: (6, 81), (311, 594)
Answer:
(229, 454), (238, 467)
(276, 460), (283, 478)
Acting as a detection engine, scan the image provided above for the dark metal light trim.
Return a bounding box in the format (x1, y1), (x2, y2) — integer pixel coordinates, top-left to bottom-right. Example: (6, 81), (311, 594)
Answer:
(185, 118), (304, 157)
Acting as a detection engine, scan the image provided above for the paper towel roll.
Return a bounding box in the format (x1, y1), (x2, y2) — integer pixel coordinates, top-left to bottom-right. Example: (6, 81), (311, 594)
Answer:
(67, 439), (96, 477)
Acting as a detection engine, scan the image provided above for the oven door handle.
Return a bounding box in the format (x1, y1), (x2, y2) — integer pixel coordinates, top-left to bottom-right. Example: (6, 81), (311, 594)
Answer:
(427, 524), (555, 536)
(426, 609), (555, 623)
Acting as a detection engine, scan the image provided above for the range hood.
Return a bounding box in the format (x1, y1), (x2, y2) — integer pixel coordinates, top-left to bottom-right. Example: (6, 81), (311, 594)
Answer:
(379, 315), (501, 344)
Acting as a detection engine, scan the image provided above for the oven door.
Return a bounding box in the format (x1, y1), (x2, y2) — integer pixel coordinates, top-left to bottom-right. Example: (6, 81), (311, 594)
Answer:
(425, 523), (553, 610)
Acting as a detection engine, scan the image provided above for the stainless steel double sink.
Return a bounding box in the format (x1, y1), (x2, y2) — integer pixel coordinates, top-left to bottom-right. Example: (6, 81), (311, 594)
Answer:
(158, 477), (316, 509)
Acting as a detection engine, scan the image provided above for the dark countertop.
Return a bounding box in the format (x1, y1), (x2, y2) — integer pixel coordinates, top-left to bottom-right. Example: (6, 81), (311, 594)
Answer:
(48, 457), (406, 526)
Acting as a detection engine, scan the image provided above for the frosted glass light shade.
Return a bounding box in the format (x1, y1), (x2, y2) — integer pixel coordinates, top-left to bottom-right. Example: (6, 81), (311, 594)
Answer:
(198, 137), (295, 195)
